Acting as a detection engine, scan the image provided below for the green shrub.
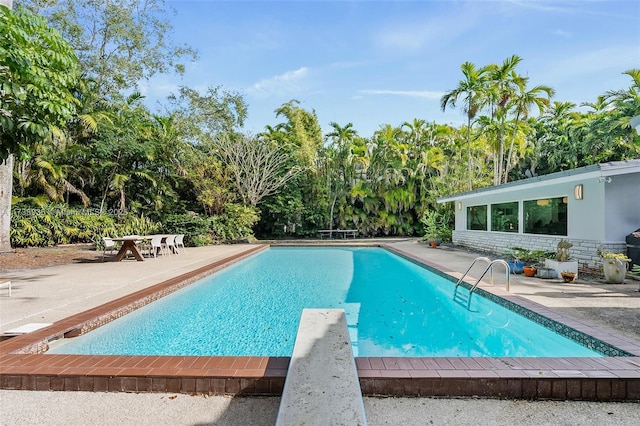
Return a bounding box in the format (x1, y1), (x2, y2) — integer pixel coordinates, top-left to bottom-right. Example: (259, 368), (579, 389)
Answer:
(10, 204), (117, 247)
(162, 214), (214, 247)
(115, 215), (161, 238)
(162, 204), (259, 246)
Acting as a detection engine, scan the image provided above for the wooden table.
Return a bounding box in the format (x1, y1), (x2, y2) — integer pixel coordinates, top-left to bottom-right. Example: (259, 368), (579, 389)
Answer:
(111, 236), (150, 261)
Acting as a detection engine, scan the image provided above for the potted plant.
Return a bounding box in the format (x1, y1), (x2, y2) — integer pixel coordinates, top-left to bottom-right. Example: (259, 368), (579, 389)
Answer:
(421, 211), (442, 248)
(597, 246), (631, 284)
(545, 240), (578, 279)
(502, 247), (526, 274)
(561, 271), (576, 283)
(515, 249), (552, 277)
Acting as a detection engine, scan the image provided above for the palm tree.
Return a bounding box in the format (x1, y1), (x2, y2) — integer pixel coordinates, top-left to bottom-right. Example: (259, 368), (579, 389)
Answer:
(503, 78), (555, 182)
(485, 55), (522, 184)
(325, 122), (358, 231)
(441, 61), (488, 190)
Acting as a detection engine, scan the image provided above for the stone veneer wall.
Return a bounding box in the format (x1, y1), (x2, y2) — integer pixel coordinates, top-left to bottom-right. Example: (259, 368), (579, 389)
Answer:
(453, 230), (628, 270)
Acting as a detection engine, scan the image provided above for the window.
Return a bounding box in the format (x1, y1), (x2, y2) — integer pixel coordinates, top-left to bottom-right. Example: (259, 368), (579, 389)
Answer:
(466, 205), (487, 230)
(491, 202), (519, 233)
(524, 197), (567, 235)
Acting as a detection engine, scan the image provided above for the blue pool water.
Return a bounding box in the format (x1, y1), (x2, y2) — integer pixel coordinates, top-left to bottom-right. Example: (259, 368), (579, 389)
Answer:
(48, 247), (603, 357)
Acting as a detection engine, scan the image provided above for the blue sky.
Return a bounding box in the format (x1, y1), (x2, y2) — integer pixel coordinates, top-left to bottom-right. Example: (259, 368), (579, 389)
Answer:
(141, 0), (640, 137)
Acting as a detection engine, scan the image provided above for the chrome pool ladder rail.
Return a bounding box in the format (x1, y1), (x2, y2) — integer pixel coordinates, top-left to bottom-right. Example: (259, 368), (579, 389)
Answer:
(454, 257), (510, 294)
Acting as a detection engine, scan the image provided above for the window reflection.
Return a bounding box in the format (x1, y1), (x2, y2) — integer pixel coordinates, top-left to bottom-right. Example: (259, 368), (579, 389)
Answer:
(466, 205), (487, 230)
(491, 202), (519, 233)
(524, 197), (567, 235)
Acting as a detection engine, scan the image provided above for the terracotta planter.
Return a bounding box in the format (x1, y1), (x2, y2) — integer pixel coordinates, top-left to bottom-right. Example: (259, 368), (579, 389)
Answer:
(430, 240), (438, 248)
(523, 266), (537, 277)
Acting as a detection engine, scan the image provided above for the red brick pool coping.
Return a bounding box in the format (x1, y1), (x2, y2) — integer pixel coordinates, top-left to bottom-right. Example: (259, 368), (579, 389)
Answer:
(1, 243), (639, 400)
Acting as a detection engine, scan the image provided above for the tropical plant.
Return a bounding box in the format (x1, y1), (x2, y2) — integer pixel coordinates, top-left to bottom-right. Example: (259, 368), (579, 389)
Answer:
(1, 4), (79, 252)
(555, 240), (573, 262)
(10, 204), (117, 247)
(597, 246), (632, 262)
(441, 61), (488, 190)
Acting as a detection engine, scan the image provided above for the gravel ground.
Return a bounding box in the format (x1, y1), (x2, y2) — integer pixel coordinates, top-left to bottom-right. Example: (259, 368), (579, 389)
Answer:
(1, 391), (639, 426)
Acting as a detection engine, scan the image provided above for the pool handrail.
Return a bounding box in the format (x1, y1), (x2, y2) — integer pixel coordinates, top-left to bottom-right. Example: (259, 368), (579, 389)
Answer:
(454, 257), (510, 293)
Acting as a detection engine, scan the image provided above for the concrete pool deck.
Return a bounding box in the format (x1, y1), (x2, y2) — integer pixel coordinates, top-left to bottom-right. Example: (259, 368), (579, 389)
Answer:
(1, 239), (639, 424)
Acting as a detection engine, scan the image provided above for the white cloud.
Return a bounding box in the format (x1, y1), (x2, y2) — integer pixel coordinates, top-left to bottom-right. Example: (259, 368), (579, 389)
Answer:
(552, 29), (572, 38)
(373, 8), (478, 54)
(359, 89), (444, 99)
(547, 45), (639, 78)
(247, 67), (310, 98)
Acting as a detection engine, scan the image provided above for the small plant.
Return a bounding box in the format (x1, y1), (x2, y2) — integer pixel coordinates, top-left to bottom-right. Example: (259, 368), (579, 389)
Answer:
(420, 210), (449, 244)
(506, 247), (554, 265)
(597, 246), (632, 262)
(555, 239), (573, 262)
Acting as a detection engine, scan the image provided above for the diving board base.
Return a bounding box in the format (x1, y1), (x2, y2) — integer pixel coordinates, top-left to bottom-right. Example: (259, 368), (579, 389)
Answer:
(276, 309), (367, 426)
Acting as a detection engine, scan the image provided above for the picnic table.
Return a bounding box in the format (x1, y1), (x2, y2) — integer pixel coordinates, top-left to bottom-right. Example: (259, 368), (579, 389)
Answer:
(111, 235), (150, 261)
(317, 229), (358, 239)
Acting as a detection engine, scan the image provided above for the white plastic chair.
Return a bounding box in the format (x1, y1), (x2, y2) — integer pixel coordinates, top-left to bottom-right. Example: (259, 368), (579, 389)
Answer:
(175, 234), (185, 254)
(149, 235), (166, 258)
(165, 235), (178, 255)
(102, 237), (116, 260)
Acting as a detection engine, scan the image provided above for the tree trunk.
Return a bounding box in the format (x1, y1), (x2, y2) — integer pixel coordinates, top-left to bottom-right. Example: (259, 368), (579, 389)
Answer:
(0, 0), (14, 253)
(0, 156), (14, 253)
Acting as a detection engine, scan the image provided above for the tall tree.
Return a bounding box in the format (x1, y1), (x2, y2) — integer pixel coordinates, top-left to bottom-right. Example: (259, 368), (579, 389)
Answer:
(21, 0), (196, 99)
(325, 122), (358, 231)
(1, 2), (79, 252)
(441, 62), (488, 190)
(485, 55), (522, 184)
(214, 134), (304, 207)
(502, 78), (555, 182)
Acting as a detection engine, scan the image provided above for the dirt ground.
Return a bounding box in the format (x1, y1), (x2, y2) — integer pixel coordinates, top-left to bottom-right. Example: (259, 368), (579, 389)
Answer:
(0, 245), (103, 273)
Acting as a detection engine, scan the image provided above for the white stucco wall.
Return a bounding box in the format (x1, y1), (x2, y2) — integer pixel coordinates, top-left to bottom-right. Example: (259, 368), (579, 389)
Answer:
(604, 173), (640, 241)
(454, 171), (607, 241)
(441, 161), (640, 267)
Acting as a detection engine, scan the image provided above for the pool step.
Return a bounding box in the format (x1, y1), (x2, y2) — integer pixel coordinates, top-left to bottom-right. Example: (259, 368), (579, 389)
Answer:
(276, 309), (367, 426)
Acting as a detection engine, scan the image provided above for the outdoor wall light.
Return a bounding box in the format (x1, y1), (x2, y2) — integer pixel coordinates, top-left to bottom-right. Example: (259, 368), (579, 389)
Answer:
(574, 184), (583, 200)
(457, 202), (462, 210)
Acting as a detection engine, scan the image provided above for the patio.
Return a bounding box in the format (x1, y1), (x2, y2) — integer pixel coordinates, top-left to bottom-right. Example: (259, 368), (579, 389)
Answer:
(1, 239), (639, 424)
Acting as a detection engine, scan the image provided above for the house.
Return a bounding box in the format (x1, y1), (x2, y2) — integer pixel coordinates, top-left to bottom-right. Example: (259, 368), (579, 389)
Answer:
(437, 159), (640, 269)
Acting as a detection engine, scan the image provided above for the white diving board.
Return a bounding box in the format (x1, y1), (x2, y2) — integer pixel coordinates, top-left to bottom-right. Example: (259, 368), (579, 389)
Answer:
(2, 322), (52, 336)
(276, 309), (367, 426)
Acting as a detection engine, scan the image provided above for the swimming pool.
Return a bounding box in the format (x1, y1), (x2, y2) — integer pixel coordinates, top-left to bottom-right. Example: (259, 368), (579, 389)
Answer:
(48, 247), (605, 358)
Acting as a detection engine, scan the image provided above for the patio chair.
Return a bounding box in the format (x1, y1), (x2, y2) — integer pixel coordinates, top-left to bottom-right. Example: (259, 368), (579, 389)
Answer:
(149, 235), (167, 258)
(175, 234), (185, 254)
(165, 234), (178, 255)
(102, 237), (116, 260)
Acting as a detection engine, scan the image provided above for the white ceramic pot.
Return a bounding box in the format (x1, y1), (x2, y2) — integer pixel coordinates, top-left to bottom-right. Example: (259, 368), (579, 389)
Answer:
(602, 259), (628, 283)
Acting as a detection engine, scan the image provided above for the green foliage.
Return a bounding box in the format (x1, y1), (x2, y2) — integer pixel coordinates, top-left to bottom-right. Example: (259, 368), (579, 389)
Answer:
(162, 204), (258, 246)
(212, 204), (259, 242)
(597, 245), (632, 262)
(505, 247), (555, 264)
(0, 5), (79, 160)
(555, 239), (573, 261)
(10, 204), (116, 247)
(162, 214), (214, 247)
(22, 0), (197, 99)
(115, 215), (161, 239)
(420, 210), (453, 242)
